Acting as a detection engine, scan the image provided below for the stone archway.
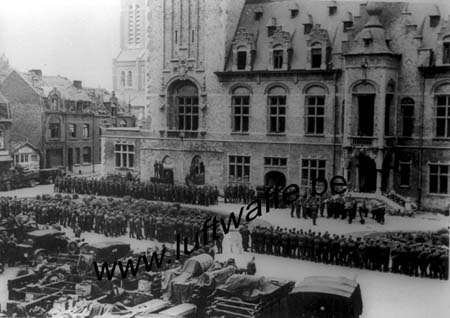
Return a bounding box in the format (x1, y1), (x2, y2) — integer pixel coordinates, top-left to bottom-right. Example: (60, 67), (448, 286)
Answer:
(186, 155), (205, 185)
(264, 171), (286, 188)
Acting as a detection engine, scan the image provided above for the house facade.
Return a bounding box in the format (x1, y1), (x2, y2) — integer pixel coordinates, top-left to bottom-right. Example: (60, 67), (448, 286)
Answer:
(102, 0), (450, 211)
(0, 69), (135, 174)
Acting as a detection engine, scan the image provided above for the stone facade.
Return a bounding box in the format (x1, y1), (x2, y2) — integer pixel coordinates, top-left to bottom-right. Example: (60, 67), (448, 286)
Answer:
(103, 0), (450, 211)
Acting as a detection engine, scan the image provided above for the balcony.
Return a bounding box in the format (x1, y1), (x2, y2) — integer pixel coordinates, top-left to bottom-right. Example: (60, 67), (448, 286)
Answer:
(349, 136), (377, 147)
(166, 130), (200, 138)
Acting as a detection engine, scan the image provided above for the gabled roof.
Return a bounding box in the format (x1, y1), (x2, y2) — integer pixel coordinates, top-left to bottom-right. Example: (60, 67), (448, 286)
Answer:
(224, 0), (449, 71)
(10, 141), (41, 154)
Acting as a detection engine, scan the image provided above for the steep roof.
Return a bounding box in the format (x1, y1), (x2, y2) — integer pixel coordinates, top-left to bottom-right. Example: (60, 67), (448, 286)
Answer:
(224, 0), (449, 71)
(114, 48), (147, 62)
(0, 91), (8, 104)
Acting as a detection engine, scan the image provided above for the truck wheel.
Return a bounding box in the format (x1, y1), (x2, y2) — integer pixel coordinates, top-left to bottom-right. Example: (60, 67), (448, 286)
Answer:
(67, 241), (79, 254)
(35, 251), (48, 265)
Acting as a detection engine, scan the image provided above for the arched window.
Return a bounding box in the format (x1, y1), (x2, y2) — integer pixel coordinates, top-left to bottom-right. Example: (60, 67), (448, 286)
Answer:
(231, 86), (250, 132)
(435, 83), (450, 137)
(175, 82), (199, 131)
(311, 43), (322, 68)
(127, 71), (133, 87)
(273, 45), (284, 69)
(121, 71), (126, 87)
(401, 97), (415, 136)
(305, 85), (326, 135)
(267, 86), (287, 133)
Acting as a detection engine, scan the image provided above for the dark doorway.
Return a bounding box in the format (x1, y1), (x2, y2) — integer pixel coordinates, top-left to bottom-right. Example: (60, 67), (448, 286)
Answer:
(68, 148), (73, 172)
(381, 153), (392, 192)
(358, 95), (375, 136)
(264, 171), (286, 188)
(358, 156), (377, 192)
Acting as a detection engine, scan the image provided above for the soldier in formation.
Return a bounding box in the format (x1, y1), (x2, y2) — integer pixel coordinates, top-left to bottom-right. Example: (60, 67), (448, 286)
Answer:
(223, 184), (255, 204)
(55, 176), (219, 207)
(242, 224), (448, 280)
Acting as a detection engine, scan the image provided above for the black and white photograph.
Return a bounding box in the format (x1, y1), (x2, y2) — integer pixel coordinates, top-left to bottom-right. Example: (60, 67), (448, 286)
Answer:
(0, 0), (449, 317)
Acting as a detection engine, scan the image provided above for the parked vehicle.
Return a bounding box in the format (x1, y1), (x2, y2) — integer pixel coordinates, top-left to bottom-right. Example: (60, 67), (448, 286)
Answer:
(15, 229), (73, 265)
(287, 276), (363, 318)
(80, 241), (131, 263)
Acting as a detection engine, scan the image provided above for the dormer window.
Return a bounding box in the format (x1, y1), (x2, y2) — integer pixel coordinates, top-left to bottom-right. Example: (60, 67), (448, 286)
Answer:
(273, 49), (283, 69)
(255, 7), (263, 21)
(311, 44), (322, 68)
(364, 38), (373, 47)
(237, 51), (247, 70)
(268, 26), (276, 37)
(443, 41), (450, 64)
(304, 23), (313, 35)
(343, 21), (353, 32)
(289, 3), (299, 18)
(329, 6), (337, 16)
(430, 15), (440, 28)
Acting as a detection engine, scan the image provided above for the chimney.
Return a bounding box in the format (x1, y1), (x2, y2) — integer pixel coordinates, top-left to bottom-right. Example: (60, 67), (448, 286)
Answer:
(73, 80), (82, 89)
(29, 69), (42, 80)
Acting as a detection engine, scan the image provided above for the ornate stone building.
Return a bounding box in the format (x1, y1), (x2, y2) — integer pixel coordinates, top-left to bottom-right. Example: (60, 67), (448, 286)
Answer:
(102, 0), (450, 211)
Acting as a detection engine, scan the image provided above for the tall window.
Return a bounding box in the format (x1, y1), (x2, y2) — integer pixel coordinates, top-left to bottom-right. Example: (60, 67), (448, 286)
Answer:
(311, 43), (322, 68)
(228, 155), (250, 182)
(127, 71), (133, 87)
(128, 5), (135, 44)
(401, 98), (415, 136)
(399, 161), (411, 187)
(237, 51), (247, 70)
(75, 148), (81, 165)
(82, 147), (91, 164)
(268, 86), (287, 133)
(305, 86), (326, 135)
(49, 121), (60, 139)
(301, 159), (326, 188)
(0, 131), (4, 149)
(429, 163), (449, 194)
(273, 48), (283, 69)
(444, 41), (450, 64)
(436, 94), (450, 137)
(115, 143), (135, 168)
(69, 124), (77, 138)
(231, 87), (250, 133)
(176, 83), (199, 131)
(82, 124), (89, 138)
(121, 72), (126, 87)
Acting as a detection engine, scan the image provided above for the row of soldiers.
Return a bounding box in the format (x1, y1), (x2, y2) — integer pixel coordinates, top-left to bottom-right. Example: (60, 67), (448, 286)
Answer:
(291, 194), (386, 225)
(0, 196), (225, 256)
(54, 176), (219, 206)
(223, 184), (256, 204)
(239, 225), (448, 280)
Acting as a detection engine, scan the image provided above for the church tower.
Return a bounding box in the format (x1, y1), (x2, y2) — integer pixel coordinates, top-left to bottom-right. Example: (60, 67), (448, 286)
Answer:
(112, 0), (148, 125)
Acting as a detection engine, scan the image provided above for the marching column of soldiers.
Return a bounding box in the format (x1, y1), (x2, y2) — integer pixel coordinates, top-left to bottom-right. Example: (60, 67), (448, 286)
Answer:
(54, 176), (219, 207)
(239, 225), (448, 280)
(291, 194), (386, 225)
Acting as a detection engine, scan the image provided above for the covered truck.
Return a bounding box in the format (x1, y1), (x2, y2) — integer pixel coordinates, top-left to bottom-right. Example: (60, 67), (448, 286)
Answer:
(287, 276), (363, 318)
